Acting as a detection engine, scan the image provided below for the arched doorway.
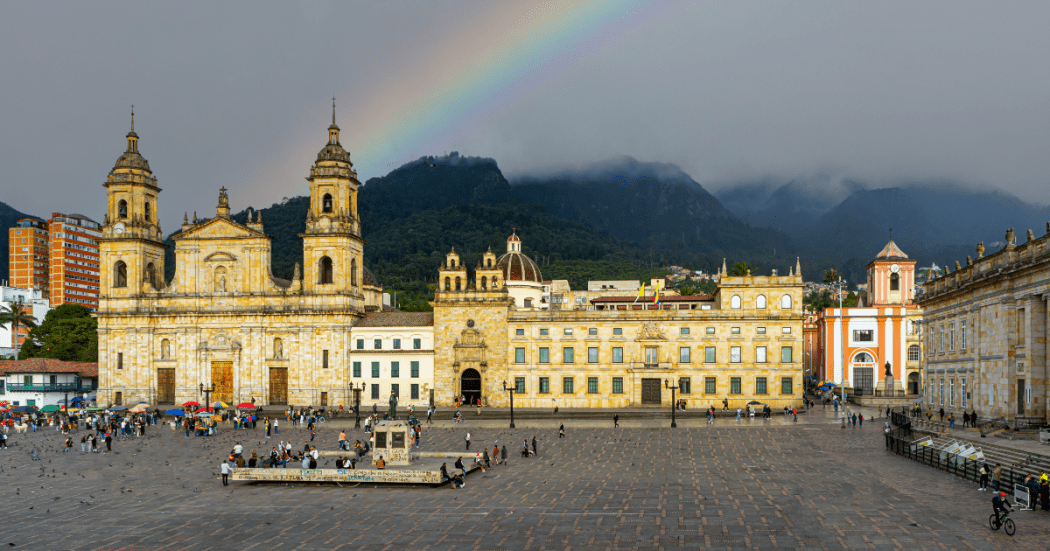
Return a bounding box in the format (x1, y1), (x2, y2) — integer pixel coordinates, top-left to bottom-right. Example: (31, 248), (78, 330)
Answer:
(461, 368), (482, 405)
(851, 351), (875, 396)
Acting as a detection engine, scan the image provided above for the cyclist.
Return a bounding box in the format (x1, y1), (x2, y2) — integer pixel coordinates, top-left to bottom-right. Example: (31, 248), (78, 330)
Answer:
(992, 491), (1012, 529)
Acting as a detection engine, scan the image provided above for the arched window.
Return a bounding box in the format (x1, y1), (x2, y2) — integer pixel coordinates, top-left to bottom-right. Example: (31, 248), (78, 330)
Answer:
(145, 262), (157, 288)
(214, 266), (228, 292)
(144, 201), (151, 222)
(487, 259), (492, 268)
(853, 352), (873, 363)
(780, 294), (792, 309)
(524, 298), (533, 308)
(444, 277), (451, 291)
(730, 295), (741, 309)
(890, 273), (900, 291)
(118, 200), (128, 219)
(274, 338), (284, 359)
(322, 193), (333, 213)
(756, 295), (767, 309)
(451, 259), (456, 268)
(455, 276), (462, 291)
(113, 261), (128, 288)
(351, 258), (358, 286)
(160, 339), (170, 359)
(480, 276), (487, 290)
(319, 256), (333, 284)
(908, 344), (920, 361)
(492, 276), (498, 288)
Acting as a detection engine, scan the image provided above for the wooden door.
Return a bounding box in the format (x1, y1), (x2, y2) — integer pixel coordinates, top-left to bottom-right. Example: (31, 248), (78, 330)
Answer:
(641, 378), (661, 405)
(269, 367), (288, 405)
(211, 361), (233, 404)
(156, 368), (176, 404)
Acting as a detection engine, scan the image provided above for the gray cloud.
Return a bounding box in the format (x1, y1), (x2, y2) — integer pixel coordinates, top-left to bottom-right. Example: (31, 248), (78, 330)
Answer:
(2, 1), (1049, 235)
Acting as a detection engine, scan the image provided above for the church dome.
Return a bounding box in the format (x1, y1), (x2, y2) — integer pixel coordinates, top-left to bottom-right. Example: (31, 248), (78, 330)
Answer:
(496, 232), (543, 283)
(113, 148), (151, 171)
(874, 239), (908, 261)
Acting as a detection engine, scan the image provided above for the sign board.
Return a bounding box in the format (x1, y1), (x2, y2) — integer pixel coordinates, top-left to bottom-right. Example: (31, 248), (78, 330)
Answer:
(232, 467), (441, 484)
(910, 436), (933, 452)
(1015, 483), (1031, 510)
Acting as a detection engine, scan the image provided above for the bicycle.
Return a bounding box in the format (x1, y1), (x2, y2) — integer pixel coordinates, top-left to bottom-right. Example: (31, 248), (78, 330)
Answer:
(988, 510), (1016, 536)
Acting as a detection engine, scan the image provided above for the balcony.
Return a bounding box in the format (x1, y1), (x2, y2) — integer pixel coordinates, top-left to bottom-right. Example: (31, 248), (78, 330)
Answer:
(5, 383), (86, 393)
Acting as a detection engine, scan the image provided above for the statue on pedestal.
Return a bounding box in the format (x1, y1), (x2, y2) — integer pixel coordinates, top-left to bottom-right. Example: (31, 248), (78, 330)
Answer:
(388, 392), (398, 419)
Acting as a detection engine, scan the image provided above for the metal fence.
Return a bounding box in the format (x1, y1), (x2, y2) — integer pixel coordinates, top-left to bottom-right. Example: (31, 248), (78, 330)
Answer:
(884, 429), (1030, 490)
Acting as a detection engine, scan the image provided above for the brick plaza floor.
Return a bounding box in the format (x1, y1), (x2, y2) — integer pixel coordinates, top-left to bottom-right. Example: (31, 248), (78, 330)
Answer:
(1, 415), (1047, 550)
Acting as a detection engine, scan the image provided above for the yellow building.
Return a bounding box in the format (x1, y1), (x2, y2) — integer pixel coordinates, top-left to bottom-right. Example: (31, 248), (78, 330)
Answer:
(433, 241), (806, 409)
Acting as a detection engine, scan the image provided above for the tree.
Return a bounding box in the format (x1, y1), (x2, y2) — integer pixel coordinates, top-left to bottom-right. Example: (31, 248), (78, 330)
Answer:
(18, 304), (97, 362)
(0, 297), (37, 356)
(822, 268), (840, 283)
(728, 261), (752, 277)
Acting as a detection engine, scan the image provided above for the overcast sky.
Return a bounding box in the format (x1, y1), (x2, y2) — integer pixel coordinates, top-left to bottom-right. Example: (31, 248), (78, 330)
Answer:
(2, 1), (1049, 232)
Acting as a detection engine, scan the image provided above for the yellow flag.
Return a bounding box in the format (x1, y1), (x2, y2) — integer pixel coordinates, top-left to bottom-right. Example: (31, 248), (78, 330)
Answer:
(634, 283), (645, 304)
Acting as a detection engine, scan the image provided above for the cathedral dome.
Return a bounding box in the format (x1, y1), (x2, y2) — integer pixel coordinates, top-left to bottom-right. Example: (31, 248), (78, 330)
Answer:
(315, 100), (353, 166)
(113, 148), (151, 172)
(496, 232), (543, 283)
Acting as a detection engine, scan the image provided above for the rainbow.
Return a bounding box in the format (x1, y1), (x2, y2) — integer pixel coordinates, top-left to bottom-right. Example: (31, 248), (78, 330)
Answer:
(258, 0), (666, 202)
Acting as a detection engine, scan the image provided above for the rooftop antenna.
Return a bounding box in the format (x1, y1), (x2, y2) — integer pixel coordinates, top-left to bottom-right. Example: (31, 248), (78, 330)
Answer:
(130, 104), (134, 132)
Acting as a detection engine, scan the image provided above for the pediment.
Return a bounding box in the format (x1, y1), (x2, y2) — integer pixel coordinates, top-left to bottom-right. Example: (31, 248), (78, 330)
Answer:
(174, 217), (267, 241)
(204, 252), (237, 262)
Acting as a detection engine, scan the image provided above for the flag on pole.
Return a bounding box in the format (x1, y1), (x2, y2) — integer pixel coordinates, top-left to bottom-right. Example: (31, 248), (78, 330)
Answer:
(634, 283), (645, 304)
(653, 281), (660, 306)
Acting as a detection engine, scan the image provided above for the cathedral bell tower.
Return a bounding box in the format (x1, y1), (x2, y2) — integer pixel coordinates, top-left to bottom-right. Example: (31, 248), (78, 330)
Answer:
(300, 100), (365, 298)
(100, 108), (167, 301)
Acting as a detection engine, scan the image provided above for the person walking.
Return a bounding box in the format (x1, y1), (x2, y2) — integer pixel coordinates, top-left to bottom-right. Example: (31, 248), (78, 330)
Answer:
(220, 459), (230, 486)
(427, 407), (433, 424)
(559, 423), (564, 438)
(273, 419), (279, 435)
(992, 463), (1003, 492)
(1041, 477), (1050, 511)
(105, 433), (113, 453)
(532, 436), (537, 457)
(483, 447), (491, 469)
(465, 432), (471, 450)
(265, 419), (271, 438)
(613, 413), (619, 428)
(501, 444), (508, 466)
(938, 407), (945, 422)
(948, 413), (954, 429)
(859, 414), (864, 427)
(792, 407), (797, 423)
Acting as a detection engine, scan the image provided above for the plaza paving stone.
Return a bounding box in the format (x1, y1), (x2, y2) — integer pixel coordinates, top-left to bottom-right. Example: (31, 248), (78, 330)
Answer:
(0, 413), (1047, 550)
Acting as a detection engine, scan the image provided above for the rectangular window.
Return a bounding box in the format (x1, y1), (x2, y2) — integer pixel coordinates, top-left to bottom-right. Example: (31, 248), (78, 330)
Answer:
(939, 326), (944, 353)
(730, 346), (741, 363)
(612, 377), (623, 394)
(731, 327), (741, 335)
(613, 328), (622, 336)
(588, 327), (597, 336)
(371, 362), (380, 378)
(352, 361), (362, 377)
(587, 347), (598, 363)
(949, 323), (955, 351)
(781, 346), (793, 363)
(730, 377), (741, 394)
(393, 338), (401, 350)
(679, 377), (691, 394)
(782, 327), (792, 334)
(391, 384), (399, 398)
(781, 377), (793, 394)
(706, 327), (715, 335)
(410, 361), (419, 378)
(371, 384), (379, 400)
(962, 378), (967, 408)
(680, 327), (690, 335)
(411, 384), (419, 400)
(374, 339), (382, 350)
(539, 377), (550, 394)
(756, 327), (766, 335)
(908, 345), (920, 361)
(540, 328), (549, 336)
(756, 346), (767, 363)
(356, 339), (364, 350)
(680, 347), (690, 363)
(961, 320), (967, 350)
(705, 377), (716, 394)
(756, 377), (767, 394)
(391, 362), (400, 378)
(413, 338), (421, 350)
(853, 330), (874, 342)
(563, 377), (574, 394)
(515, 377), (525, 393)
(117, 352), (123, 370)
(612, 347), (623, 363)
(515, 328), (525, 336)
(705, 347), (716, 363)
(587, 377), (598, 393)
(322, 349), (329, 369)
(539, 347), (549, 363)
(564, 328), (573, 336)
(563, 347), (574, 363)
(515, 348), (525, 363)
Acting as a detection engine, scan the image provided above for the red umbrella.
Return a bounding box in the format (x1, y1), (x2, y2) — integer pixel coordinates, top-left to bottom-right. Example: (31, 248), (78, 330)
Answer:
(195, 406), (214, 413)
(183, 401), (201, 407)
(236, 402), (255, 409)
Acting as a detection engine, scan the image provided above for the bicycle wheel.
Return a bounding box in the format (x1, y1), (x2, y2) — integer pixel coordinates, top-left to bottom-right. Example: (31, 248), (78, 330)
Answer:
(988, 514), (998, 530)
(1003, 518), (1015, 536)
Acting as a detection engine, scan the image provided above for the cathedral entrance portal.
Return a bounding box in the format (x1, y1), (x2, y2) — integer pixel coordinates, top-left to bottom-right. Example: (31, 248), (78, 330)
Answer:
(156, 368), (175, 404)
(461, 368), (482, 405)
(269, 367), (288, 405)
(211, 361), (233, 404)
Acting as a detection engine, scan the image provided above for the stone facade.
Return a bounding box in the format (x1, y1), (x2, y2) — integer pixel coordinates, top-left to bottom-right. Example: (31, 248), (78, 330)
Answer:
(919, 226), (1050, 423)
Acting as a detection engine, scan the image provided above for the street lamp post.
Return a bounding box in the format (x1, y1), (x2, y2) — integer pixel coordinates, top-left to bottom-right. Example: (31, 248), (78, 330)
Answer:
(199, 383), (214, 411)
(664, 379), (678, 428)
(349, 382), (361, 429)
(502, 381), (516, 428)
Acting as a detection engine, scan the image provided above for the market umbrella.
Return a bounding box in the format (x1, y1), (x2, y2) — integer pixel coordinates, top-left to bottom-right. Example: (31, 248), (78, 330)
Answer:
(195, 406), (214, 413)
(746, 401), (766, 406)
(0, 401), (8, 406)
(129, 403), (148, 413)
(69, 397), (85, 403)
(86, 406), (105, 411)
(195, 411), (215, 417)
(211, 401), (229, 409)
(236, 402), (255, 409)
(182, 401), (201, 407)
(109, 405), (128, 411)
(165, 408), (186, 416)
(41, 405), (62, 412)
(11, 405), (37, 413)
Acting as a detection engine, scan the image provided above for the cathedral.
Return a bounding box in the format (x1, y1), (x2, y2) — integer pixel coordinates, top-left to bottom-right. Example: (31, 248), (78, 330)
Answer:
(97, 107), (384, 407)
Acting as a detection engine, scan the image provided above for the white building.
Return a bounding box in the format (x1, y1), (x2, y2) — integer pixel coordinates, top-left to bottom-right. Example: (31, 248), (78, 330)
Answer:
(0, 359), (98, 407)
(348, 311), (435, 411)
(0, 285), (51, 358)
